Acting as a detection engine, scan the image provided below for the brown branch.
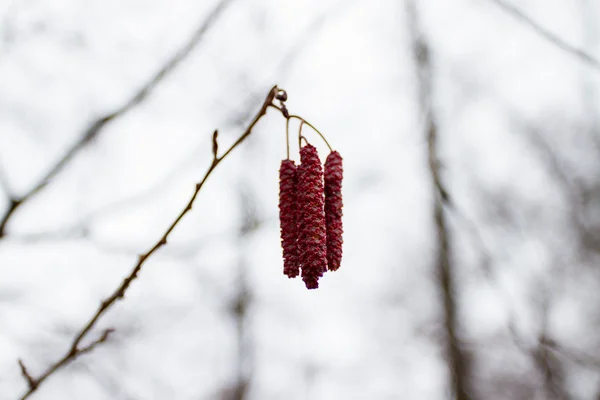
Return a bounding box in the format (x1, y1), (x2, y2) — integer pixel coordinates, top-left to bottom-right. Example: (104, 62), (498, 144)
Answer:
(16, 85), (279, 400)
(544, 339), (600, 371)
(0, 0), (234, 238)
(18, 360), (36, 390)
(404, 2), (471, 399)
(487, 0), (600, 71)
(509, 317), (569, 400)
(226, 186), (260, 400)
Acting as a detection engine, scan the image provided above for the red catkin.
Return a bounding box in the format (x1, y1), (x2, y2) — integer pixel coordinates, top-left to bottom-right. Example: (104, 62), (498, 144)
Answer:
(324, 151), (343, 271)
(298, 144), (327, 289)
(279, 159), (300, 278)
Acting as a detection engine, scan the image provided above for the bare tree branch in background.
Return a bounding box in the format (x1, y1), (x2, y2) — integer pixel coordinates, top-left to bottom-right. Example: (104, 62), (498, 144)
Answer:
(0, 0), (235, 238)
(16, 85), (282, 400)
(532, 295), (569, 400)
(486, 99), (600, 258)
(448, 58), (600, 397)
(508, 302), (570, 400)
(515, 120), (600, 255)
(579, 0), (600, 119)
(447, 61), (600, 260)
(0, 1), (16, 55)
(404, 2), (472, 400)
(221, 186), (262, 400)
(223, 0), (354, 130)
(487, 0), (600, 71)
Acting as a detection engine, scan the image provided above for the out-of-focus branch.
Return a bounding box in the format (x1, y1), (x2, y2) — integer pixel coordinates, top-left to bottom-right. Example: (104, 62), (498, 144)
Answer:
(16, 85), (280, 400)
(224, 187), (259, 400)
(509, 309), (569, 400)
(503, 110), (600, 256)
(0, 0), (235, 238)
(404, 2), (471, 399)
(487, 0), (600, 71)
(447, 63), (600, 257)
(534, 297), (568, 400)
(222, 0), (353, 130)
(511, 322), (600, 375)
(545, 339), (600, 371)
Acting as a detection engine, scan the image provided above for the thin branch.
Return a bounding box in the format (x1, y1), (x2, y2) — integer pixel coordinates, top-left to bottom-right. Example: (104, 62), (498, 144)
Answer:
(487, 0), (600, 71)
(510, 318), (600, 371)
(220, 0), (353, 133)
(227, 188), (256, 400)
(0, 0), (235, 238)
(446, 62), (600, 258)
(18, 360), (36, 390)
(509, 315), (569, 400)
(16, 85), (279, 400)
(18, 328), (114, 397)
(545, 340), (600, 371)
(535, 296), (568, 400)
(404, 2), (471, 399)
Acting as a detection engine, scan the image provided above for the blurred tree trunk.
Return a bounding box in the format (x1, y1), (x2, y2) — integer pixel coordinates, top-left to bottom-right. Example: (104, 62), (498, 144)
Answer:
(404, 1), (472, 399)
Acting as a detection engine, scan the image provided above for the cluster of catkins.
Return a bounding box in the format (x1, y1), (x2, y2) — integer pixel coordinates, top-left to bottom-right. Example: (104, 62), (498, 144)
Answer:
(279, 144), (343, 289)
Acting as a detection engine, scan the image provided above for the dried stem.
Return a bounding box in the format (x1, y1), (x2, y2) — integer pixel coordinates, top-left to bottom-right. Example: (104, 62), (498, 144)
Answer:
(404, 1), (471, 399)
(16, 85), (279, 400)
(269, 104), (333, 151)
(0, 0), (234, 238)
(285, 118), (291, 160)
(288, 115), (332, 151)
(298, 121), (306, 149)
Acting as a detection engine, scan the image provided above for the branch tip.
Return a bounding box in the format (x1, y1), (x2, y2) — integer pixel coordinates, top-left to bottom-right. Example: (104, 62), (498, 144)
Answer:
(212, 130), (219, 159)
(18, 359), (37, 389)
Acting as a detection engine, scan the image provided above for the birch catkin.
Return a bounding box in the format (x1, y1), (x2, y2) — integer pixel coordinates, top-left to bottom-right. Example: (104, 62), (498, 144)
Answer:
(297, 144), (327, 289)
(324, 151), (343, 271)
(278, 159), (300, 278)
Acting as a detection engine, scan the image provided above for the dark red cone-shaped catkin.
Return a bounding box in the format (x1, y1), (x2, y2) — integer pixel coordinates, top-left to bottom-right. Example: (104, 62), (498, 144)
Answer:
(298, 144), (327, 289)
(279, 159), (299, 278)
(324, 151), (343, 271)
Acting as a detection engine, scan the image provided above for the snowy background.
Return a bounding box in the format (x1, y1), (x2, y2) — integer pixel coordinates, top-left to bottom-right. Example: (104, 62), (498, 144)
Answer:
(1, 0), (600, 399)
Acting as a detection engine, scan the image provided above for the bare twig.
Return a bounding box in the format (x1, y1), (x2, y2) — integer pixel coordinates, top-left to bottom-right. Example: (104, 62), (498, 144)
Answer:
(510, 318), (600, 371)
(17, 360), (36, 390)
(16, 85), (279, 400)
(509, 313), (569, 400)
(18, 328), (114, 397)
(225, 184), (262, 400)
(535, 296), (568, 400)
(545, 340), (600, 371)
(487, 0), (600, 71)
(404, 2), (471, 399)
(0, 0), (234, 238)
